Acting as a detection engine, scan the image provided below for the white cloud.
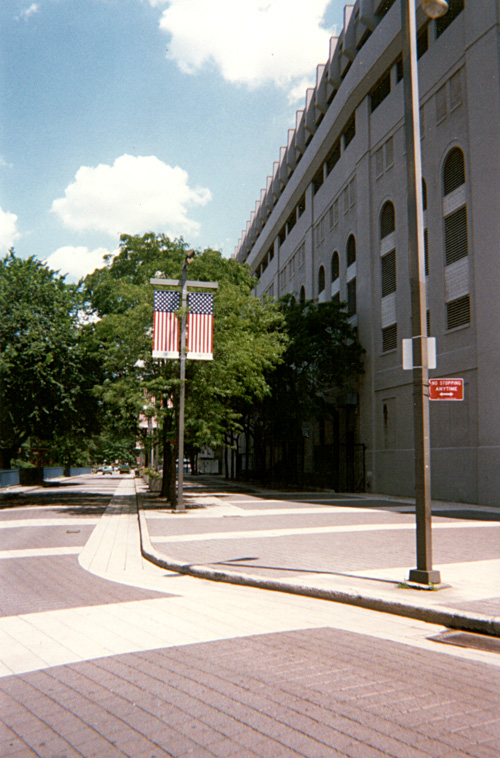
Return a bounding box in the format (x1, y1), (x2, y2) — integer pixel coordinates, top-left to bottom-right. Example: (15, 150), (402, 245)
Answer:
(44, 246), (115, 281)
(17, 3), (39, 20)
(288, 77), (317, 105)
(51, 154), (212, 239)
(0, 207), (20, 252)
(156, 0), (334, 90)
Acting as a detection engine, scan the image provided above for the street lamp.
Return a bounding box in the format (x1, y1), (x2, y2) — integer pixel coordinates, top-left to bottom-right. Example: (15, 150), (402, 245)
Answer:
(419, 0), (449, 18)
(401, 0), (447, 585)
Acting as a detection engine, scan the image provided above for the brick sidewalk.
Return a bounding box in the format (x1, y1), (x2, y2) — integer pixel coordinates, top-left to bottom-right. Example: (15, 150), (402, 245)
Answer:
(2, 626), (500, 758)
(1, 474), (500, 757)
(139, 480), (500, 633)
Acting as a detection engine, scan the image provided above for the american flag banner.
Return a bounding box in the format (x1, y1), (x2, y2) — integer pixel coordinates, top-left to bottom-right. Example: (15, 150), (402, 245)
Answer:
(187, 292), (214, 360)
(153, 291), (180, 358)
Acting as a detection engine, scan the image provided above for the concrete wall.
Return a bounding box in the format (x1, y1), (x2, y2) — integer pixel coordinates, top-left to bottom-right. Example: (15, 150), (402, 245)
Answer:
(235, 1), (500, 505)
(0, 469), (19, 488)
(0, 467), (92, 489)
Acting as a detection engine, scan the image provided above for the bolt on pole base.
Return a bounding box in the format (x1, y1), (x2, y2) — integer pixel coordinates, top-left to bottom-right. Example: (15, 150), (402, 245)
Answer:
(408, 568), (442, 585)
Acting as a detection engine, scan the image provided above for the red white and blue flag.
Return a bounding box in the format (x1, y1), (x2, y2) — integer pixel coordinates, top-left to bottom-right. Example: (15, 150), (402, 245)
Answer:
(187, 292), (214, 360)
(153, 291), (180, 358)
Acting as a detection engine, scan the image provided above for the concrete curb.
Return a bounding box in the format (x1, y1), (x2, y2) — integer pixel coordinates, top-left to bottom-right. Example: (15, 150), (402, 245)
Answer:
(136, 492), (500, 638)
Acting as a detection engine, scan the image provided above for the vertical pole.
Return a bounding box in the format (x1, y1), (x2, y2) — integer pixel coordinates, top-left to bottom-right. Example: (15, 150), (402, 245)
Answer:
(401, 0), (440, 584)
(176, 259), (188, 512)
(150, 418), (154, 470)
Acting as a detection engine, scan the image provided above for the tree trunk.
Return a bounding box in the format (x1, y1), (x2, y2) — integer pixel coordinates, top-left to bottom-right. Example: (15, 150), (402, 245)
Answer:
(190, 452), (197, 475)
(168, 441), (177, 506)
(160, 421), (169, 499)
(160, 420), (177, 507)
(232, 434), (238, 480)
(224, 435), (230, 480)
(0, 446), (16, 470)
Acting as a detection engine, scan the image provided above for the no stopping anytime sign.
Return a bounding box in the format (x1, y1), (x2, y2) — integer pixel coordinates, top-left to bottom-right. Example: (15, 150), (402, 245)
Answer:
(429, 378), (464, 401)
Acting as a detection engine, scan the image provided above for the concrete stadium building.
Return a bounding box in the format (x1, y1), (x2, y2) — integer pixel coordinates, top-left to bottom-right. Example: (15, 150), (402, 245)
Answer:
(234, 0), (500, 505)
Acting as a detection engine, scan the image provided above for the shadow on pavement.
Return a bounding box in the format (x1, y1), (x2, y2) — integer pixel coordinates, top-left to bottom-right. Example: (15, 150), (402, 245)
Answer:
(0, 490), (111, 515)
(185, 476), (500, 523)
(213, 557), (401, 586)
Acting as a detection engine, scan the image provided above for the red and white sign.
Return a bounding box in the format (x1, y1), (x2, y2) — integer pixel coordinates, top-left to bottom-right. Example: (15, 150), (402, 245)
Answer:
(429, 378), (464, 401)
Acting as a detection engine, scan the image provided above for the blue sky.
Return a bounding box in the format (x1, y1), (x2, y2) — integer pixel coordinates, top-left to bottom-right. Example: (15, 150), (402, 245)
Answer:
(1, 0), (346, 281)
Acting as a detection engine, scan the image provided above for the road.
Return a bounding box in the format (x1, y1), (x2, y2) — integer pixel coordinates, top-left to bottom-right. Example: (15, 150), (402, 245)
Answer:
(0, 474), (499, 758)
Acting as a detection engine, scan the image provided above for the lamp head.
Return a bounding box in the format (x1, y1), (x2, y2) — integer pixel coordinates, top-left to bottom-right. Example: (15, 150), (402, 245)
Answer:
(419, 0), (449, 18)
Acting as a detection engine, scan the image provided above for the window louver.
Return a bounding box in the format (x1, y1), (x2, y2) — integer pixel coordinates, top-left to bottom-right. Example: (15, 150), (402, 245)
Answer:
(382, 324), (397, 352)
(444, 206), (468, 265)
(447, 295), (470, 330)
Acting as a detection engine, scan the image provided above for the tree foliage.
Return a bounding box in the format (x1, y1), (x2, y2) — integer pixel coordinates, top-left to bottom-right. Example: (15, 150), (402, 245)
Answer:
(0, 251), (89, 468)
(276, 295), (365, 416)
(1, 236), (364, 493)
(83, 234), (288, 497)
(250, 295), (365, 484)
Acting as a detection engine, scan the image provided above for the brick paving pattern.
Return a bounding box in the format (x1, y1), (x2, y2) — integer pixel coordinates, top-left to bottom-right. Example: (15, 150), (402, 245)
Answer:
(1, 627), (499, 758)
(2, 475), (499, 757)
(1, 525), (96, 552)
(0, 555), (173, 616)
(145, 510), (420, 536)
(0, 482), (174, 616)
(147, 505), (500, 576)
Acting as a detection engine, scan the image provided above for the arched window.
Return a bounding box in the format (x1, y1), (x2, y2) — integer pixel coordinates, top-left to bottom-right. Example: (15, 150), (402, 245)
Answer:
(346, 235), (356, 267)
(380, 202), (397, 352)
(443, 147), (465, 196)
(331, 251), (339, 282)
(299, 286), (306, 303)
(380, 201), (395, 239)
(318, 265), (325, 293)
(443, 148), (468, 266)
(442, 146), (470, 330)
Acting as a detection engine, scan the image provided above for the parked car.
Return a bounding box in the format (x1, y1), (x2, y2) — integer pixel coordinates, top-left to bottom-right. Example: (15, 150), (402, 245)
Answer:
(99, 465), (113, 475)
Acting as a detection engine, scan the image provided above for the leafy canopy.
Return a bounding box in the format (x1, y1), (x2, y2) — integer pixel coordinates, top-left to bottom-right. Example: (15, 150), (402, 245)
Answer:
(260, 295), (365, 436)
(83, 234), (288, 453)
(0, 251), (86, 465)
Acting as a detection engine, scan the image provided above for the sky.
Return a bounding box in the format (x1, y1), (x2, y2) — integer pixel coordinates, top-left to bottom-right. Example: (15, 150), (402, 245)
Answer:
(0, 0), (347, 282)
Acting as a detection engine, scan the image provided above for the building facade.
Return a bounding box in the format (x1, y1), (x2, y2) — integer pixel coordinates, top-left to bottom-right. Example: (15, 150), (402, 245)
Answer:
(234, 0), (500, 505)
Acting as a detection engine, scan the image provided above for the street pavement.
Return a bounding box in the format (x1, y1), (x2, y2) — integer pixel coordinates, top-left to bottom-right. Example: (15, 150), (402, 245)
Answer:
(0, 473), (499, 757)
(139, 477), (500, 635)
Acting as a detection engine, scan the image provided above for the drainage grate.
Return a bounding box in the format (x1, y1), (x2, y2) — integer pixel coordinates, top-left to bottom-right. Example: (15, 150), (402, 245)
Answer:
(430, 630), (500, 654)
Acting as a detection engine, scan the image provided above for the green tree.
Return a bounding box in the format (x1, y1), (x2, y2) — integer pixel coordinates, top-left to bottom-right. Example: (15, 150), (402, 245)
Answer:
(0, 251), (89, 468)
(252, 295), (365, 486)
(83, 234), (287, 501)
(277, 295), (364, 410)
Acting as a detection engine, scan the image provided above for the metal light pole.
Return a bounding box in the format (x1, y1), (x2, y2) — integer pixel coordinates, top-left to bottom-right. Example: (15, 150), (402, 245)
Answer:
(176, 251), (192, 513)
(151, 257), (217, 514)
(401, 0), (447, 585)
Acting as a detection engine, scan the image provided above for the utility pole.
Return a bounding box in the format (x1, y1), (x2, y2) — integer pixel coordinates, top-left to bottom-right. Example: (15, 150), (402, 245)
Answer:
(401, 0), (447, 584)
(176, 254), (190, 512)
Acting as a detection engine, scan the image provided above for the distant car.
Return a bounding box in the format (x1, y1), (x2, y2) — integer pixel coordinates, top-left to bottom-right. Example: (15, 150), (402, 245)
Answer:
(100, 465), (113, 475)
(119, 464), (130, 474)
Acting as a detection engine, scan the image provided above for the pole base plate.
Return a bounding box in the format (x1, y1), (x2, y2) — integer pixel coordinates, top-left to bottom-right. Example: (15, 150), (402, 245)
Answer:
(408, 568), (442, 585)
